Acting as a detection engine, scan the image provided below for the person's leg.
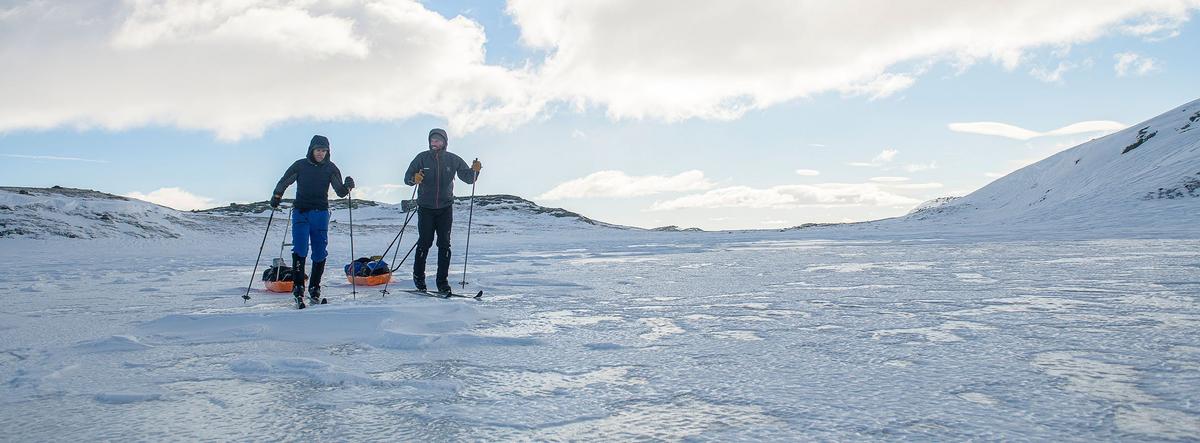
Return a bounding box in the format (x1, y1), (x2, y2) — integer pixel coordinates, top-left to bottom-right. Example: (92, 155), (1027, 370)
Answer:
(413, 207), (435, 290)
(434, 207), (454, 292)
(307, 210), (330, 302)
(291, 210), (310, 298)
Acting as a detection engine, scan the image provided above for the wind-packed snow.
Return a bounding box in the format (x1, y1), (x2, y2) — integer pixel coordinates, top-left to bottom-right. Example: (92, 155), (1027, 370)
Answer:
(2, 100), (1199, 440)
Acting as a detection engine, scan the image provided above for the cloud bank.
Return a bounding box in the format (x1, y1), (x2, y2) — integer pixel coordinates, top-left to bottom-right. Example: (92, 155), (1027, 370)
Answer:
(125, 187), (217, 211)
(650, 181), (941, 211)
(1, 1), (1196, 139)
(538, 170), (715, 200)
(948, 120), (1127, 140)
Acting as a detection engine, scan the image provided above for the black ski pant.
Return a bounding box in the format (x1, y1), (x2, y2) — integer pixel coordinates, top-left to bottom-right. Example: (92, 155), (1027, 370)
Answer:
(414, 206), (453, 287)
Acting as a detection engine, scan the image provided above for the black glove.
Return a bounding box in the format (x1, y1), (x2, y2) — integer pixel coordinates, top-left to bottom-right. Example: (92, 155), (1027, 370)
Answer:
(270, 195), (281, 209)
(344, 176), (355, 190)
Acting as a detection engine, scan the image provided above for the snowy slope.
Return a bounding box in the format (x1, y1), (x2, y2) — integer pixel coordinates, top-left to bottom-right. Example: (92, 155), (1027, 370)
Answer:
(200, 194), (632, 233)
(0, 189), (629, 240)
(0, 186), (210, 239)
(905, 99), (1200, 232)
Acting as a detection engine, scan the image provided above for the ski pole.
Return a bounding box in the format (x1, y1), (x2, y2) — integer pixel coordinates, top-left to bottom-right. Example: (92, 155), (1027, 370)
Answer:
(244, 207), (277, 302)
(348, 191), (357, 299)
(460, 160), (478, 289)
(379, 192), (419, 296)
(380, 241), (419, 296)
(274, 207), (293, 281)
(373, 186), (418, 267)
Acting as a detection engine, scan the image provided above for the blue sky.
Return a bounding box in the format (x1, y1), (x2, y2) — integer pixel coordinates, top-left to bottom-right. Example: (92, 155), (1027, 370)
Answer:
(2, 1), (1199, 230)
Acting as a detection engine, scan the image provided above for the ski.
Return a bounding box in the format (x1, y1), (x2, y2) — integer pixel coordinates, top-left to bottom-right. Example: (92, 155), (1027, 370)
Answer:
(403, 289), (483, 299)
(444, 290), (483, 299)
(404, 289), (450, 299)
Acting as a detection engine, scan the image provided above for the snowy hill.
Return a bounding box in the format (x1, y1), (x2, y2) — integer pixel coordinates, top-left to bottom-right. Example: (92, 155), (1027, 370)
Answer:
(0, 188), (628, 240)
(201, 194), (632, 233)
(0, 186), (210, 239)
(900, 98), (1200, 234)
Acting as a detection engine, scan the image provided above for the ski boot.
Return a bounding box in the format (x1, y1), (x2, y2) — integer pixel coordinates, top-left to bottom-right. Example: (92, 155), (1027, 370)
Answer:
(308, 260), (328, 305)
(292, 253), (307, 309)
(413, 273), (427, 292)
(292, 284), (306, 309)
(436, 280), (453, 297)
(308, 286), (327, 305)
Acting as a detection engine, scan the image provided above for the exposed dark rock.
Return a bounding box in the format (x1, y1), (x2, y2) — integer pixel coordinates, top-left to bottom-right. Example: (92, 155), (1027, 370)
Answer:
(1121, 126), (1157, 154)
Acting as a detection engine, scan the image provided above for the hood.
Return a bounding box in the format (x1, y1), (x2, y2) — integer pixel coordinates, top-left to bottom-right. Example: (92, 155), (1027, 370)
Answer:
(428, 128), (448, 151)
(307, 134), (330, 163)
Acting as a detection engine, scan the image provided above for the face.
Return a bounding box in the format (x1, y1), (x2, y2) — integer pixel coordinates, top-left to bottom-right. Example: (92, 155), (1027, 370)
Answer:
(429, 137), (446, 150)
(313, 147), (328, 162)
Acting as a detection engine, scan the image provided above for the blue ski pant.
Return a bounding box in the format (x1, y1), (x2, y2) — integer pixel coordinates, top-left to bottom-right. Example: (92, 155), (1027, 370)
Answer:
(292, 209), (330, 262)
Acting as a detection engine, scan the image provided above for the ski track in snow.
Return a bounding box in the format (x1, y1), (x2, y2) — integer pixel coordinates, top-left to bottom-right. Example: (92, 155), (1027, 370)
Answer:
(2, 232), (1200, 441)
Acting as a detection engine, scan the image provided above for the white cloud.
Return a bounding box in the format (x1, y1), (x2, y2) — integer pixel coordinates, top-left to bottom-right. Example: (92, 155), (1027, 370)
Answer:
(838, 73), (917, 100)
(850, 149), (899, 167)
(571, 129), (587, 139)
(1029, 61), (1076, 82)
(125, 187), (217, 210)
(1114, 52), (1160, 76)
(874, 149), (899, 163)
(352, 183), (413, 204)
(538, 170), (715, 200)
(1120, 14), (1191, 39)
(870, 177), (910, 182)
(650, 182), (933, 211)
(507, 1), (1199, 123)
(948, 120), (1126, 140)
(795, 169), (821, 176)
(903, 161), (938, 172)
(808, 143), (827, 148)
(0, 1), (542, 140)
(1, 154), (108, 163)
(2, 1), (1197, 138)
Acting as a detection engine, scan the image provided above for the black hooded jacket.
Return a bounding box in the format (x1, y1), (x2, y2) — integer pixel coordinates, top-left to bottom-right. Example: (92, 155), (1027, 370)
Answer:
(273, 136), (350, 211)
(404, 128), (478, 210)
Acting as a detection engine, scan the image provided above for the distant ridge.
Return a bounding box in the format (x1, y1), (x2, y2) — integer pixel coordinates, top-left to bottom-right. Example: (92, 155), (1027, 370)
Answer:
(0, 187), (633, 239)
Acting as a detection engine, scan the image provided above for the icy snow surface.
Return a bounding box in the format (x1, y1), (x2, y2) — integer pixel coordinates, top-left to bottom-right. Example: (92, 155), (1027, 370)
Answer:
(2, 228), (1199, 441)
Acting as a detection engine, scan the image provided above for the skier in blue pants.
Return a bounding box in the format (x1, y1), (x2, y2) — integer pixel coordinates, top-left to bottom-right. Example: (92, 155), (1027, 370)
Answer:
(271, 135), (354, 307)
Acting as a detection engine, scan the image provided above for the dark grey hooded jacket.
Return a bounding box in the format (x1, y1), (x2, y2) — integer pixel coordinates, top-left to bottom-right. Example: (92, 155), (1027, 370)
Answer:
(273, 135), (350, 211)
(404, 128), (478, 210)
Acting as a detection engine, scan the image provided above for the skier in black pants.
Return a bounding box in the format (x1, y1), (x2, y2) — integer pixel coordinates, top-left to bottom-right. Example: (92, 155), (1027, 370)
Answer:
(271, 134), (355, 307)
(404, 128), (481, 293)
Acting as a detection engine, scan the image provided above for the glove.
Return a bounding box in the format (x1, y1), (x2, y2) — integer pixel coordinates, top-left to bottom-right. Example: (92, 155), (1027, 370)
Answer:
(270, 195), (281, 209)
(471, 159), (481, 173)
(413, 170), (424, 184)
(344, 176), (355, 190)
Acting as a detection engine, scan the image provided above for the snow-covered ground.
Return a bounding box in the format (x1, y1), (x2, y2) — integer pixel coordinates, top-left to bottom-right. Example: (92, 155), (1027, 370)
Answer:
(2, 100), (1199, 440)
(3, 225), (1199, 440)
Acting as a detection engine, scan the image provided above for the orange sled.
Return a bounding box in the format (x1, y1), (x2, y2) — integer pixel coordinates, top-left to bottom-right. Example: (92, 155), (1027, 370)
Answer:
(264, 280), (294, 293)
(347, 273), (393, 286)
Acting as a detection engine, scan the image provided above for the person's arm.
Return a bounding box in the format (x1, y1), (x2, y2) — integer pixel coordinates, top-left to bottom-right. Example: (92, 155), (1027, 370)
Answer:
(329, 164), (350, 198)
(455, 155), (479, 184)
(271, 161), (301, 205)
(404, 154), (423, 186)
